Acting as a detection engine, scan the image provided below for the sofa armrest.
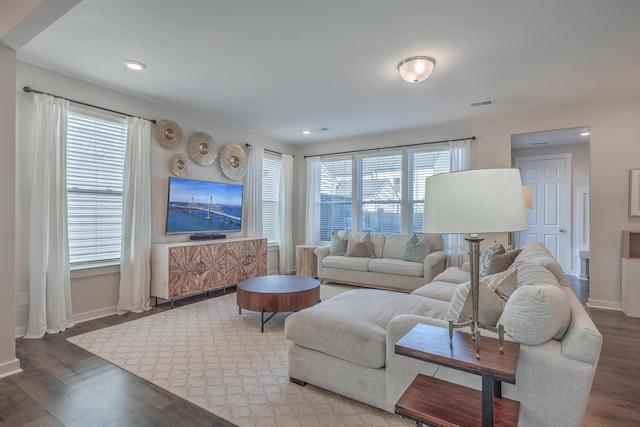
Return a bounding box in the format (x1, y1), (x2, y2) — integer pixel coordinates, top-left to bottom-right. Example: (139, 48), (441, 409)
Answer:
(423, 250), (447, 283)
(314, 245), (330, 259)
(461, 262), (470, 272)
(387, 314), (449, 351)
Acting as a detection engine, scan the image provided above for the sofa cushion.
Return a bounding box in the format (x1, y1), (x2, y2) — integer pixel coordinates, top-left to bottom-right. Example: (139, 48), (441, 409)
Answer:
(330, 231), (349, 256)
(350, 231), (386, 258)
(411, 281), (459, 302)
(381, 234), (413, 260)
(404, 234), (430, 263)
(484, 268), (519, 301)
(510, 241), (565, 282)
(285, 289), (449, 369)
(479, 241), (505, 277)
(432, 267), (470, 284)
(322, 255), (372, 272)
(498, 283), (570, 345)
(368, 258), (424, 277)
(485, 249), (522, 275)
(447, 280), (506, 327)
(346, 232), (374, 257)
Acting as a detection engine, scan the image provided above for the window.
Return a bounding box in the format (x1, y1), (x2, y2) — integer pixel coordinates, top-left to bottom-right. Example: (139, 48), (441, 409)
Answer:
(318, 145), (450, 242)
(262, 153), (281, 245)
(66, 110), (127, 267)
(358, 153), (402, 234)
(319, 157), (352, 242)
(408, 148), (450, 232)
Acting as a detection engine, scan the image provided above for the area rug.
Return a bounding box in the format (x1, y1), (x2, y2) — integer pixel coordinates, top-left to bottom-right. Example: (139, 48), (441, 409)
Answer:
(67, 284), (411, 427)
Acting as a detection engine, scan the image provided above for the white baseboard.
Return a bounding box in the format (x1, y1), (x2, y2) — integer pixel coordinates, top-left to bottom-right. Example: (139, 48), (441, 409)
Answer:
(15, 305), (118, 338)
(587, 298), (621, 311)
(72, 305), (117, 324)
(0, 358), (22, 378)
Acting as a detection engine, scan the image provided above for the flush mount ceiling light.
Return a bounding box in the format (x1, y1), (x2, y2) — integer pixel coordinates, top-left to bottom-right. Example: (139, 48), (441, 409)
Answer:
(397, 56), (436, 83)
(124, 60), (146, 71)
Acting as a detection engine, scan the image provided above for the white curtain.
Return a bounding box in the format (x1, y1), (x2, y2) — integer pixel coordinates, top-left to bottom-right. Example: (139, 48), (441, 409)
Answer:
(279, 154), (295, 274)
(117, 117), (152, 314)
(305, 156), (321, 245)
(26, 94), (75, 338)
(244, 145), (263, 238)
(447, 139), (472, 267)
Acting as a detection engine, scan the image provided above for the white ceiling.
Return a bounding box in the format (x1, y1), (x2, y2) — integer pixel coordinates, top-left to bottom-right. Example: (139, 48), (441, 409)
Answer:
(7, 0), (640, 145)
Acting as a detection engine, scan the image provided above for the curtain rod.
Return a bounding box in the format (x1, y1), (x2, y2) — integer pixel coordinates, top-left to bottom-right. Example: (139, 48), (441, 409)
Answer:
(23, 86), (157, 124)
(303, 136), (476, 159)
(245, 143), (295, 158)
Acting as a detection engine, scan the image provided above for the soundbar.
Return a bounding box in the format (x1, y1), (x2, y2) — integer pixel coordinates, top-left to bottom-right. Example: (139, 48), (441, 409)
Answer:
(190, 233), (227, 241)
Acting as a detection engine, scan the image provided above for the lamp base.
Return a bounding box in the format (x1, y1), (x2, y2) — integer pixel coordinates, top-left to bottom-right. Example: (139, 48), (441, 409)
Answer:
(448, 235), (505, 358)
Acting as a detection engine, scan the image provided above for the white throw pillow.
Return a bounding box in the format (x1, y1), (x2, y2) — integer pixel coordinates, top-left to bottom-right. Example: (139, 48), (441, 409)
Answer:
(447, 280), (506, 327)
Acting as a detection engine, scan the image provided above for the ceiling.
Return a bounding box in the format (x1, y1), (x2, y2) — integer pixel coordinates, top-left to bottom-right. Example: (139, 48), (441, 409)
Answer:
(6, 0), (640, 145)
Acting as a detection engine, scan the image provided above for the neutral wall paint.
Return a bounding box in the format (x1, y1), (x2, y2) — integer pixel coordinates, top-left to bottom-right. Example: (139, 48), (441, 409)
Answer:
(15, 62), (293, 332)
(0, 45), (19, 377)
(512, 142), (590, 275)
(294, 101), (640, 312)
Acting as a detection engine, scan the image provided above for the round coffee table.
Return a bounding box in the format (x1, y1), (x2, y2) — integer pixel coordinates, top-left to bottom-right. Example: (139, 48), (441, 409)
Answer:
(237, 275), (320, 332)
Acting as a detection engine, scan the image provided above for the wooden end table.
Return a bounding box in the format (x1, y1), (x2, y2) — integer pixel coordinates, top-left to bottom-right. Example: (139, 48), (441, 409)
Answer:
(395, 323), (520, 427)
(237, 275), (320, 332)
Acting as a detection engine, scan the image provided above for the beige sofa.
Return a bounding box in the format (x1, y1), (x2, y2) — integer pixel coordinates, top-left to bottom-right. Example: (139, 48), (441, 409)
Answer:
(315, 231), (447, 292)
(285, 242), (602, 427)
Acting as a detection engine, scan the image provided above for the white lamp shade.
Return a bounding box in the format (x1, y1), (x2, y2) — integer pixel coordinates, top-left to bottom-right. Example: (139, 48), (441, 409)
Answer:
(398, 56), (435, 83)
(423, 168), (529, 234)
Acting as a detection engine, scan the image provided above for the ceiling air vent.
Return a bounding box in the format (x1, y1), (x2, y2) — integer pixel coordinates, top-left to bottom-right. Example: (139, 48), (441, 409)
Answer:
(470, 99), (494, 107)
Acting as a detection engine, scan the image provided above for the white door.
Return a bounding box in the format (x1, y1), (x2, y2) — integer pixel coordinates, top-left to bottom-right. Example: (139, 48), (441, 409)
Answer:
(515, 154), (572, 272)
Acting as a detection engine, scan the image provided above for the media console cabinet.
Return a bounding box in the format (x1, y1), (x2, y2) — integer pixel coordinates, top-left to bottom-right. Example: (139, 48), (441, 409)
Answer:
(151, 237), (267, 304)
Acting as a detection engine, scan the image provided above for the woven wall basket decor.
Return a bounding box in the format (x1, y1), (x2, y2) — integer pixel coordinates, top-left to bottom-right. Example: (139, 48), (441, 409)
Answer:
(219, 144), (248, 180)
(154, 119), (183, 149)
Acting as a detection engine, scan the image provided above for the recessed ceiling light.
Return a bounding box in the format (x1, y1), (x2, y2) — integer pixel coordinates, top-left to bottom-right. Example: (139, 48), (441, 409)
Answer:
(580, 132), (590, 136)
(124, 60), (146, 71)
(302, 130), (311, 135)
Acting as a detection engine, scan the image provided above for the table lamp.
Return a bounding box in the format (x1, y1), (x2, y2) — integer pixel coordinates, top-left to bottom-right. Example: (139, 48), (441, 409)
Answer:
(423, 168), (529, 357)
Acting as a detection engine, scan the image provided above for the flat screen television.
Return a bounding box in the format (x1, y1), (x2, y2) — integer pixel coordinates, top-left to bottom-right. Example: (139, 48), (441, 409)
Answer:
(165, 176), (244, 235)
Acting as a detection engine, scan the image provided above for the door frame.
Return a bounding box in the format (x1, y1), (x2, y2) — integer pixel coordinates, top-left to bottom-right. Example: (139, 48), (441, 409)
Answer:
(515, 153), (572, 272)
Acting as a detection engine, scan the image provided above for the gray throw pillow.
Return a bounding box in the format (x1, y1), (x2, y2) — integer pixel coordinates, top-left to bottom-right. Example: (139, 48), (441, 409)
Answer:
(404, 234), (430, 263)
(479, 241), (505, 277)
(329, 231), (349, 256)
(345, 232), (374, 257)
(485, 249), (522, 275)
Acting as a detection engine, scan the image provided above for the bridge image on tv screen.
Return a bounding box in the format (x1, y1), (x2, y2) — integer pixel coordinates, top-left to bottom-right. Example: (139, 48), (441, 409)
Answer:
(165, 177), (243, 234)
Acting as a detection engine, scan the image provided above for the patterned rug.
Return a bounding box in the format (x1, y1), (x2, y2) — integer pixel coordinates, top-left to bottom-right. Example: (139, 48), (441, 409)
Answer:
(67, 284), (411, 427)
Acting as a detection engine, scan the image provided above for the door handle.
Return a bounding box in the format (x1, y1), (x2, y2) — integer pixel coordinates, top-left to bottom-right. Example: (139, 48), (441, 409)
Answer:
(559, 229), (566, 232)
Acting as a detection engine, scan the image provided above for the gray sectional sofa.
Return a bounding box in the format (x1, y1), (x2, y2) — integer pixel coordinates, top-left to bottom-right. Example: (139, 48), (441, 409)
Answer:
(315, 231), (447, 292)
(285, 242), (602, 427)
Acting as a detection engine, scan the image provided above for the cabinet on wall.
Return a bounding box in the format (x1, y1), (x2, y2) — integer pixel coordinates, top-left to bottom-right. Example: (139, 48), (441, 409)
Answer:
(621, 231), (640, 317)
(151, 237), (267, 301)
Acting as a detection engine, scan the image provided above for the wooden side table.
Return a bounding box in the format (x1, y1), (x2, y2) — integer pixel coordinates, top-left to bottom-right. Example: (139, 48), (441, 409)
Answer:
(395, 323), (520, 427)
(296, 245), (318, 278)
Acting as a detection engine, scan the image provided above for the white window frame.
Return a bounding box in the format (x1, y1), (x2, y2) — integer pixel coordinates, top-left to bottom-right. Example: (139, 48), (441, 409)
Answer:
(318, 144), (450, 242)
(66, 107), (127, 270)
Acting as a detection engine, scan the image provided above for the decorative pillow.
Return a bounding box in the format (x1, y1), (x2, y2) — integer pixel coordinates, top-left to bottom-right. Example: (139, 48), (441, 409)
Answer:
(404, 234), (430, 263)
(483, 268), (519, 301)
(447, 280), (506, 327)
(485, 249), (522, 276)
(329, 231), (349, 256)
(479, 241), (505, 277)
(497, 284), (570, 345)
(505, 243), (517, 252)
(345, 232), (374, 257)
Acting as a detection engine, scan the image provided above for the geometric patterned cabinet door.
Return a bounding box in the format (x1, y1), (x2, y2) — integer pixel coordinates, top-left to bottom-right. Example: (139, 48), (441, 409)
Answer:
(151, 238), (267, 300)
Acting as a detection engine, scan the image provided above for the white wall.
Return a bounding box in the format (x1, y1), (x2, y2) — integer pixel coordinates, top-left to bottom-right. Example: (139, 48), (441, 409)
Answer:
(512, 142), (590, 275)
(15, 62), (294, 332)
(294, 101), (640, 312)
(0, 45), (20, 377)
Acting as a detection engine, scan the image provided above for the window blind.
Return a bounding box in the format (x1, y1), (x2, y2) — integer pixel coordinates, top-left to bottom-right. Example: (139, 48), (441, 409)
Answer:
(67, 110), (127, 266)
(319, 157), (352, 242)
(408, 148), (450, 232)
(358, 153), (403, 234)
(262, 154), (281, 244)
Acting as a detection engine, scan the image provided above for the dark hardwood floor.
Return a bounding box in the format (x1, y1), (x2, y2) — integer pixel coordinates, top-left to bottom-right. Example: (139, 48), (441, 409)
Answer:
(1, 290), (236, 427)
(1, 280), (639, 426)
